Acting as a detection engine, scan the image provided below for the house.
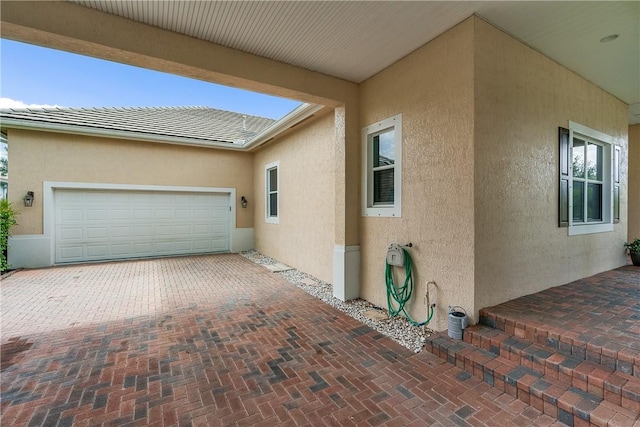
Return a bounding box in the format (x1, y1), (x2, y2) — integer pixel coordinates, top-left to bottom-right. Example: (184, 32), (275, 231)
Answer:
(1, 1), (638, 332)
(0, 106), (279, 260)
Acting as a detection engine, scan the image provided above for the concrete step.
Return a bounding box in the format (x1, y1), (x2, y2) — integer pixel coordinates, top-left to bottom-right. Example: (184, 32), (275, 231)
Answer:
(424, 331), (640, 427)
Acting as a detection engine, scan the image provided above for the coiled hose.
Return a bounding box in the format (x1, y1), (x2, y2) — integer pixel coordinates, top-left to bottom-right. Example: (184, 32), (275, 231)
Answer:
(385, 247), (434, 326)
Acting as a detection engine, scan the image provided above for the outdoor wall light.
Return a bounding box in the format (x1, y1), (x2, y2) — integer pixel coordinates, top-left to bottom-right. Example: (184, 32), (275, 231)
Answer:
(23, 191), (34, 207)
(241, 196), (248, 208)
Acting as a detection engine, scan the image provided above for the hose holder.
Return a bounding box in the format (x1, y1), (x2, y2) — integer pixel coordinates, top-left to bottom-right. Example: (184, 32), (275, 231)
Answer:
(386, 243), (413, 267)
(384, 243), (434, 327)
(386, 244), (404, 267)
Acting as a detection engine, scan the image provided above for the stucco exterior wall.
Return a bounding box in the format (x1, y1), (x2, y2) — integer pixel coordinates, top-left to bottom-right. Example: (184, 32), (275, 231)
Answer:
(359, 18), (476, 331)
(8, 129), (254, 235)
(253, 112), (336, 284)
(473, 18), (629, 312)
(629, 124), (640, 242)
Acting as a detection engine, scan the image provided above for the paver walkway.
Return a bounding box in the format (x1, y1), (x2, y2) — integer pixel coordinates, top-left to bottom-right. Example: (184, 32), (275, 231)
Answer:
(1, 254), (558, 426)
(480, 265), (640, 357)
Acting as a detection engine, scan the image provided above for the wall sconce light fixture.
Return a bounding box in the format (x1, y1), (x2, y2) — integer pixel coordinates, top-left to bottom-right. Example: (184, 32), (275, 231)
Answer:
(241, 196), (248, 208)
(23, 191), (34, 207)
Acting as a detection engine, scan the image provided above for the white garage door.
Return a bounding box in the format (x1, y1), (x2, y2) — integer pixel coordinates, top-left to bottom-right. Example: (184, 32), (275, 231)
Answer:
(55, 189), (230, 263)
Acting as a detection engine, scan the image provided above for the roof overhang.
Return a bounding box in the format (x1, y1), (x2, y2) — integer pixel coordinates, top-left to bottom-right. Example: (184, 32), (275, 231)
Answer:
(244, 103), (326, 151)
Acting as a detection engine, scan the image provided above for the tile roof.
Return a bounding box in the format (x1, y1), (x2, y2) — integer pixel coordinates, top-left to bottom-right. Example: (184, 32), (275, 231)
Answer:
(0, 106), (276, 146)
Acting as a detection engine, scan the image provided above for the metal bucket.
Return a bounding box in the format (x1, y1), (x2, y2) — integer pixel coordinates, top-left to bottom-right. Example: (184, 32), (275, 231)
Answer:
(448, 306), (468, 340)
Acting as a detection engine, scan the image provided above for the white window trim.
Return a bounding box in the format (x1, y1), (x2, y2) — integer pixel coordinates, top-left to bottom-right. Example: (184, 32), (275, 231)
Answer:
(265, 161), (279, 224)
(361, 114), (402, 217)
(567, 121), (614, 236)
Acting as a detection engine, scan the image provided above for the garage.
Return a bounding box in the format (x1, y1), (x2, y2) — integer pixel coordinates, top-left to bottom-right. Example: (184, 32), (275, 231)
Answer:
(55, 189), (231, 263)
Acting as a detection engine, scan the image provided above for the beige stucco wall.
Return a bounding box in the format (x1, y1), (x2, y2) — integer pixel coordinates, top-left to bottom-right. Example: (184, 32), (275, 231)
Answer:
(8, 129), (254, 235)
(253, 112), (336, 283)
(473, 18), (629, 312)
(629, 124), (640, 242)
(359, 18), (476, 331)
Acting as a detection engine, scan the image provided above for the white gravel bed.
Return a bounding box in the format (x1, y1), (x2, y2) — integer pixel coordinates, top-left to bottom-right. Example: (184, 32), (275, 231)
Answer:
(240, 250), (433, 353)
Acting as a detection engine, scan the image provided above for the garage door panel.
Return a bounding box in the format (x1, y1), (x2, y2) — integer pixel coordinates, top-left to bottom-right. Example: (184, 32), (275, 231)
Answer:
(192, 209), (210, 219)
(59, 246), (83, 261)
(155, 209), (173, 219)
(193, 240), (211, 251)
(212, 240), (227, 250)
(87, 227), (108, 239)
(127, 193), (154, 204)
(87, 209), (108, 220)
(154, 241), (174, 252)
(59, 227), (84, 241)
(212, 208), (230, 219)
(133, 209), (153, 220)
(130, 242), (151, 254)
(55, 189), (230, 263)
(110, 209), (131, 220)
(85, 191), (107, 202)
(156, 225), (174, 236)
(111, 226), (132, 238)
(203, 194), (226, 206)
(175, 193), (193, 203)
(173, 241), (192, 251)
(175, 209), (192, 219)
(193, 224), (212, 235)
(87, 245), (109, 257)
(133, 226), (154, 237)
(59, 209), (83, 222)
(174, 225), (192, 235)
(56, 191), (83, 204)
(110, 242), (130, 253)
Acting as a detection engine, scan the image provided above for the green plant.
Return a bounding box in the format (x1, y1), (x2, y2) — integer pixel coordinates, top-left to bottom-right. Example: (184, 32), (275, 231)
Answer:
(0, 199), (18, 273)
(624, 238), (640, 254)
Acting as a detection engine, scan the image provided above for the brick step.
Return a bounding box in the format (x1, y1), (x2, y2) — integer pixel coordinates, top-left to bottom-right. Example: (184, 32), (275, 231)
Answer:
(424, 332), (640, 427)
(464, 324), (640, 412)
(479, 308), (640, 378)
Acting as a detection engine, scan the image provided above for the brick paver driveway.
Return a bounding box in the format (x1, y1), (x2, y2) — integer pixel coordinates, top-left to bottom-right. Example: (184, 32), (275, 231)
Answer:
(1, 254), (553, 426)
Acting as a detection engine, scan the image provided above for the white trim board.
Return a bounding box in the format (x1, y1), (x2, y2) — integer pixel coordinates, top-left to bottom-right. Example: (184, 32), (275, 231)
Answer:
(333, 244), (361, 301)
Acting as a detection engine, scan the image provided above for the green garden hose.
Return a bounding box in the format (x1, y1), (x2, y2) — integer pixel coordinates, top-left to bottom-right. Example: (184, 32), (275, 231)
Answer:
(385, 247), (434, 327)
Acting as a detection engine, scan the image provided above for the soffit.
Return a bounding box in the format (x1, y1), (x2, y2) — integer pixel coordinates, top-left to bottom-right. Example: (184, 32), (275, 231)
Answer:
(69, 1), (640, 124)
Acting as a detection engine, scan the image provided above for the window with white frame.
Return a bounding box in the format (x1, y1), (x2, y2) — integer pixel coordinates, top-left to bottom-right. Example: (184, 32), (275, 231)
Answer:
(362, 114), (402, 217)
(559, 122), (618, 235)
(265, 161), (279, 223)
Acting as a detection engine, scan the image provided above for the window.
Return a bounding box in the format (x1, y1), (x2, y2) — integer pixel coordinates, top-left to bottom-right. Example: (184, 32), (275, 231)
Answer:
(559, 122), (618, 235)
(265, 161), (279, 223)
(362, 114), (402, 217)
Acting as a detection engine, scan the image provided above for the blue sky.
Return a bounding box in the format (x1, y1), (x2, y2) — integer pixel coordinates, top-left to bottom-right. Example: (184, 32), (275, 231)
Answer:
(0, 39), (301, 119)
